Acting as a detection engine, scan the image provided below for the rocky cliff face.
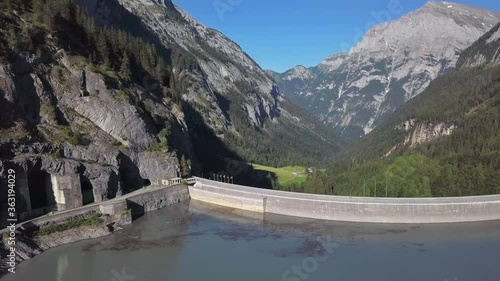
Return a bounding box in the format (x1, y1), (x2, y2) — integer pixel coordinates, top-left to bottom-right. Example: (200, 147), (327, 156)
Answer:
(0, 48), (183, 225)
(77, 0), (280, 130)
(398, 119), (456, 148)
(457, 21), (500, 68)
(275, 2), (500, 139)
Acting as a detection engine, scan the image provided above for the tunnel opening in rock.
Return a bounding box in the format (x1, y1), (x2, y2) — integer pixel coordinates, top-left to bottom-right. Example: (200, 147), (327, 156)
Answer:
(106, 172), (121, 200)
(143, 179), (152, 187)
(80, 177), (95, 205)
(27, 171), (55, 214)
(117, 153), (143, 194)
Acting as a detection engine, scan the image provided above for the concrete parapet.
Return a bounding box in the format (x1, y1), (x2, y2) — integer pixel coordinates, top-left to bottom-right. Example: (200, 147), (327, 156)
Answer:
(190, 183), (264, 213)
(190, 178), (500, 224)
(125, 185), (190, 213)
(100, 200), (128, 216)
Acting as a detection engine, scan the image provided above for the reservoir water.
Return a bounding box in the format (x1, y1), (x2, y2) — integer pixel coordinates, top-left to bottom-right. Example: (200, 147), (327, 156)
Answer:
(2, 200), (500, 281)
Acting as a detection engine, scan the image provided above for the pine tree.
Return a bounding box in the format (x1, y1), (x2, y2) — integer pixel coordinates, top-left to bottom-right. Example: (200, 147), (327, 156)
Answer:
(6, 24), (18, 46)
(96, 32), (110, 67)
(32, 0), (43, 23)
(180, 155), (190, 178)
(117, 30), (126, 50)
(155, 60), (168, 84)
(6, 0), (12, 13)
(139, 49), (150, 71)
(89, 51), (98, 65)
(58, 0), (71, 20)
(119, 51), (132, 82)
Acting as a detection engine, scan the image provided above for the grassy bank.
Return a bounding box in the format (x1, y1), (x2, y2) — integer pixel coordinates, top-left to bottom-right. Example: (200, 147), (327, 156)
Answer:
(37, 214), (104, 236)
(251, 163), (307, 187)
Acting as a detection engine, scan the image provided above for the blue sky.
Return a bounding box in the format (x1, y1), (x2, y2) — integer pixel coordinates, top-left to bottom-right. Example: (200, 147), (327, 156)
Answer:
(174, 0), (500, 73)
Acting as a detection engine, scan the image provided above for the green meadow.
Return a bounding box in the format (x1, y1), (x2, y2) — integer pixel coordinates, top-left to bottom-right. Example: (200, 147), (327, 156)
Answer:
(251, 163), (307, 187)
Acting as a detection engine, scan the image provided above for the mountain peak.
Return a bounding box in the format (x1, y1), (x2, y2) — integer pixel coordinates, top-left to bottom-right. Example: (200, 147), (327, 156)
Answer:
(292, 65), (308, 70)
(283, 65), (313, 81)
(350, 1), (500, 56)
(423, 1), (456, 8)
(413, 1), (499, 28)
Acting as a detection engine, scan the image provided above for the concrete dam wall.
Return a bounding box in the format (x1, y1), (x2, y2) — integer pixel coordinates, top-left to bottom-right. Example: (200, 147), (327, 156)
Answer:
(189, 178), (500, 224)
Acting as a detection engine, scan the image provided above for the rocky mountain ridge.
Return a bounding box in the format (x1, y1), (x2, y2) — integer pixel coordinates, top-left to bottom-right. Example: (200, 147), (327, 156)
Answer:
(274, 1), (500, 139)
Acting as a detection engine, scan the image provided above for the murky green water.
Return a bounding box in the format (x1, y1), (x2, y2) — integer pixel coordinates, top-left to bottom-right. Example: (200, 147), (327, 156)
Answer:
(2, 200), (500, 281)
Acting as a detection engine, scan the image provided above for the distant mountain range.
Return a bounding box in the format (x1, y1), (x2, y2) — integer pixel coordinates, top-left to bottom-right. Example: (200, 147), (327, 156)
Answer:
(272, 1), (500, 139)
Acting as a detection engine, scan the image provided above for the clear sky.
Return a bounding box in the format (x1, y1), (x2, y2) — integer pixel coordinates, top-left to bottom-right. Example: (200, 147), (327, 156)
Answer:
(173, 0), (500, 73)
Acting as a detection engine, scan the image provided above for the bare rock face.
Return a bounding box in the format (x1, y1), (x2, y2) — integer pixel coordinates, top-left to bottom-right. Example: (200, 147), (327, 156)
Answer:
(58, 70), (159, 150)
(135, 152), (180, 186)
(402, 122), (456, 147)
(115, 0), (281, 129)
(276, 2), (500, 139)
(458, 22), (500, 69)
(0, 48), (181, 226)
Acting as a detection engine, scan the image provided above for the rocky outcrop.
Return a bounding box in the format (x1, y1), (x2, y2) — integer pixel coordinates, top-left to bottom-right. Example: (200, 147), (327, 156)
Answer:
(403, 122), (456, 147)
(0, 147), (181, 226)
(75, 0), (279, 130)
(378, 119), (457, 156)
(126, 0), (281, 128)
(135, 152), (180, 186)
(275, 2), (500, 139)
(60, 72), (159, 150)
(0, 48), (181, 226)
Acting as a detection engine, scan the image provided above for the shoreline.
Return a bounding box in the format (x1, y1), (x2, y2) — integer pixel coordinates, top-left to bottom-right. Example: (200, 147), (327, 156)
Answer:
(0, 185), (190, 276)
